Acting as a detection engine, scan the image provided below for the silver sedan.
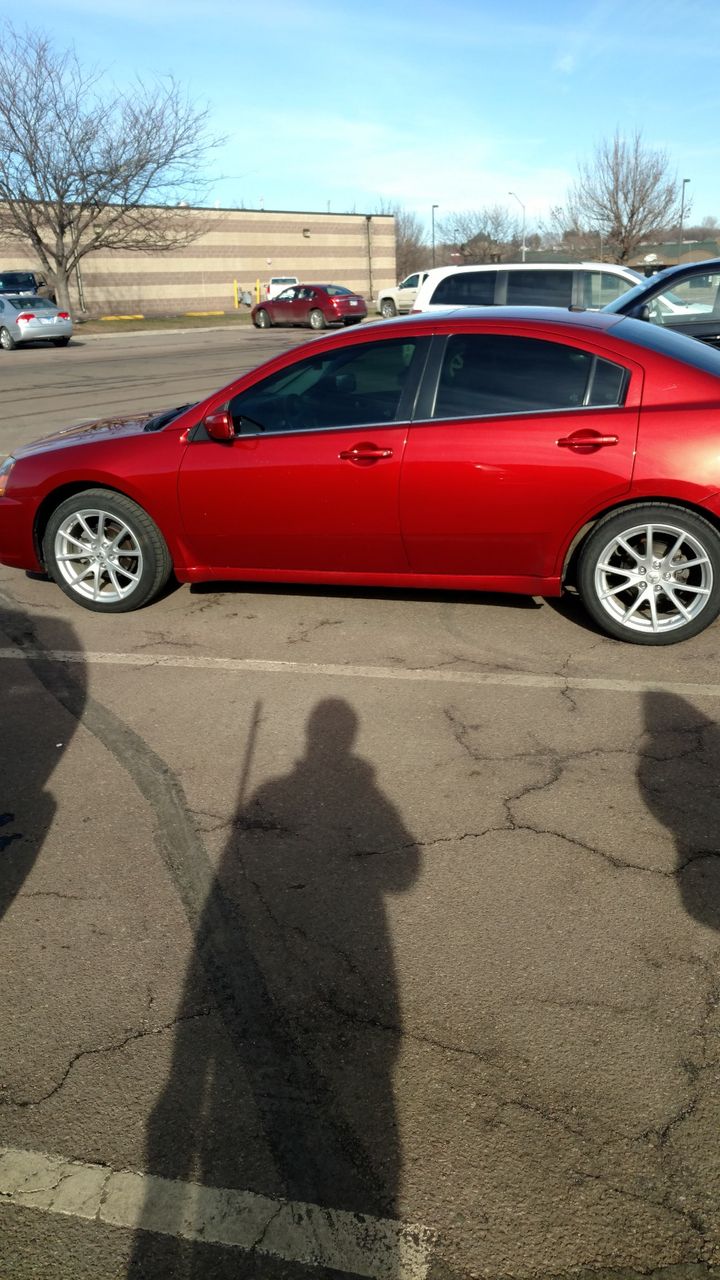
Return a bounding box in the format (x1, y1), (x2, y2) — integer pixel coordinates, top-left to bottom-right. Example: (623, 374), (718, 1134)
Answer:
(0, 294), (73, 350)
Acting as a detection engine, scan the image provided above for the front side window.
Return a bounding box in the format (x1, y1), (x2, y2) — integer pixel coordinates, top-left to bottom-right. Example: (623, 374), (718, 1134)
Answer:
(400, 275), (419, 290)
(505, 270), (573, 307)
(429, 271), (497, 306)
(228, 338), (427, 434)
(432, 334), (628, 419)
(647, 272), (720, 324)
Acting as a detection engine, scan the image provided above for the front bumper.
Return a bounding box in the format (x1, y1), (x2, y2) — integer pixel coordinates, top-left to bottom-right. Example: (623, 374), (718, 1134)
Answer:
(0, 496), (43, 571)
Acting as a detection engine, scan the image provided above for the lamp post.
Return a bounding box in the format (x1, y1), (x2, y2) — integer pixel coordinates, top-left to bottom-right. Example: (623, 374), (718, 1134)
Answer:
(431, 204), (439, 267)
(508, 191), (526, 262)
(678, 177), (690, 263)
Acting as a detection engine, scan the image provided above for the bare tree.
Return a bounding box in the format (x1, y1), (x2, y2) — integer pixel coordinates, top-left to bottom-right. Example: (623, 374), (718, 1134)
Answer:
(438, 205), (519, 263)
(568, 130), (688, 262)
(374, 201), (429, 278)
(0, 25), (222, 310)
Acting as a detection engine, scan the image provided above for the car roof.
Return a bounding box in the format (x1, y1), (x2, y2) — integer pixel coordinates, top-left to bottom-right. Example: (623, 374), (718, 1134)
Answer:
(417, 262), (639, 280)
(377, 305), (626, 331)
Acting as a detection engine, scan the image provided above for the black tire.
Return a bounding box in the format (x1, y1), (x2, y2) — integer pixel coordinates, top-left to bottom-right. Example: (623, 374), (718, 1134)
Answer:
(309, 309), (327, 330)
(343, 317), (363, 325)
(253, 309), (272, 329)
(43, 488), (172, 613)
(0, 327), (17, 351)
(380, 299), (397, 318)
(52, 337), (71, 347)
(577, 503), (720, 645)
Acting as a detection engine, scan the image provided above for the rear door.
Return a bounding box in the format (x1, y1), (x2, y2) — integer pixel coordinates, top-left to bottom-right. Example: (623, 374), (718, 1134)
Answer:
(400, 329), (642, 581)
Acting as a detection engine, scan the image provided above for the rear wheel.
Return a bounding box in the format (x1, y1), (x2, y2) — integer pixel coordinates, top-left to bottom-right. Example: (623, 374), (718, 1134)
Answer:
(0, 327), (17, 350)
(43, 489), (172, 613)
(253, 309), (272, 329)
(380, 299), (397, 318)
(578, 504), (720, 644)
(309, 309), (327, 330)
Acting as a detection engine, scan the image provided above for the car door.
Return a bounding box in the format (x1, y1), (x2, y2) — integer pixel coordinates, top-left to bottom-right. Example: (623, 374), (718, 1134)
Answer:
(396, 274), (420, 312)
(400, 330), (641, 581)
(177, 335), (430, 573)
(270, 287), (297, 325)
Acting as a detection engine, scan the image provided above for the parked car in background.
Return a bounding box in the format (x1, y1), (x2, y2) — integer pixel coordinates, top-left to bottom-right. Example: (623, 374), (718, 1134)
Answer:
(5, 307), (720, 645)
(0, 269), (56, 302)
(603, 258), (720, 349)
(376, 271), (430, 318)
(411, 261), (641, 312)
(0, 295), (72, 350)
(252, 283), (367, 330)
(265, 275), (298, 300)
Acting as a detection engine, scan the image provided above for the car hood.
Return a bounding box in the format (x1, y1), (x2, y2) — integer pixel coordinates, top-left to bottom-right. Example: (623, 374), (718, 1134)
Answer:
(11, 405), (194, 459)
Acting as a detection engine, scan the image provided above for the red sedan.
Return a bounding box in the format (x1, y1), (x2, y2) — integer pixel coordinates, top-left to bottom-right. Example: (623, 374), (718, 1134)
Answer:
(252, 283), (367, 330)
(3, 308), (720, 644)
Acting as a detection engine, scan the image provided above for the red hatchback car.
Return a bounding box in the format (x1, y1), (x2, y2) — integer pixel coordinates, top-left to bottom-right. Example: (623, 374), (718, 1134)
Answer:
(3, 308), (720, 645)
(252, 283), (367, 330)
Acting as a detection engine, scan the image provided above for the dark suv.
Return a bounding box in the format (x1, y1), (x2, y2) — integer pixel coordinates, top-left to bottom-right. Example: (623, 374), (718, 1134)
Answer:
(0, 270), (55, 302)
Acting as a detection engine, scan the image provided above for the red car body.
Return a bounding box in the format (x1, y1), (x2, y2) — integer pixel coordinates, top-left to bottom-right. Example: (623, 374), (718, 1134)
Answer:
(3, 308), (720, 642)
(251, 283), (367, 330)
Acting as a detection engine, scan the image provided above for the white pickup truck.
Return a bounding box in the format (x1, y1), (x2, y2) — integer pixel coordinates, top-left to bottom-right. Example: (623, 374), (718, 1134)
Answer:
(375, 271), (430, 318)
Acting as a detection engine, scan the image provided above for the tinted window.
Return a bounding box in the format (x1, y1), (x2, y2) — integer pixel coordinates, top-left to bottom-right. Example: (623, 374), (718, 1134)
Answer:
(0, 272), (36, 290)
(505, 270), (573, 307)
(228, 338), (427, 434)
(433, 334), (628, 418)
(400, 275), (419, 289)
(581, 271), (638, 308)
(324, 285), (352, 296)
(429, 271), (497, 306)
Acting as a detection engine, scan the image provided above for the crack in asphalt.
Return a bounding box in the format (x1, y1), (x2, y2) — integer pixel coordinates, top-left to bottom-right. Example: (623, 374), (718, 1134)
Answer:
(0, 1009), (213, 1109)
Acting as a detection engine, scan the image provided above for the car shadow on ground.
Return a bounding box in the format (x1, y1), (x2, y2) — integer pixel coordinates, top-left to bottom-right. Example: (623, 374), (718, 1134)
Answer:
(128, 696), (422, 1278)
(187, 579), (545, 611)
(0, 601), (86, 922)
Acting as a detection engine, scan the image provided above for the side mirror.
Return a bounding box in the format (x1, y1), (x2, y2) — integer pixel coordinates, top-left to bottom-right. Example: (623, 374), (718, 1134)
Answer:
(204, 409), (235, 441)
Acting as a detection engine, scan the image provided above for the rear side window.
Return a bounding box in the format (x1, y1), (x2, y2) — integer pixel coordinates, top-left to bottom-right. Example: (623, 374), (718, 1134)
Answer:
(429, 271), (497, 306)
(432, 334), (628, 418)
(581, 271), (637, 308)
(505, 270), (573, 307)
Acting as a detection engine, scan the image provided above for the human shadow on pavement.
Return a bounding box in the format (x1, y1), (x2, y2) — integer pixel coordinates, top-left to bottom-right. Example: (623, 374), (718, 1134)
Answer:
(638, 690), (720, 932)
(0, 602), (86, 922)
(129, 697), (421, 1279)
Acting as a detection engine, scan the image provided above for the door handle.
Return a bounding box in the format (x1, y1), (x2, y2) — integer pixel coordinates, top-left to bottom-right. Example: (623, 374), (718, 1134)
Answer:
(556, 432), (619, 449)
(339, 444), (393, 462)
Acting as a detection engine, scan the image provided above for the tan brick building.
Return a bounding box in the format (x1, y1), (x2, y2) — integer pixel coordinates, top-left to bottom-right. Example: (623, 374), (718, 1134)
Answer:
(1, 206), (397, 316)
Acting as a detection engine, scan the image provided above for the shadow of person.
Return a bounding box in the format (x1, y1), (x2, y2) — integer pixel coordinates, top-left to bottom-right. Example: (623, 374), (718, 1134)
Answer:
(639, 690), (720, 931)
(129, 697), (421, 1278)
(0, 601), (86, 921)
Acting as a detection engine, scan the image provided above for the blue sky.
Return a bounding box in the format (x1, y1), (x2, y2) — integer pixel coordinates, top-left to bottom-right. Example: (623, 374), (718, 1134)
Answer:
(30, 0), (720, 237)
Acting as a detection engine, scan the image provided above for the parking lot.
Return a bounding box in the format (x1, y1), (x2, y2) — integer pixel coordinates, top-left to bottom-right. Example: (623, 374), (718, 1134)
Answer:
(2, 328), (720, 1280)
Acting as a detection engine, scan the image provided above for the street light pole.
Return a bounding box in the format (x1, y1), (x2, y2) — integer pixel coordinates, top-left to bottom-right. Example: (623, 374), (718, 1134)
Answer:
(678, 177), (690, 263)
(508, 191), (526, 262)
(431, 204), (439, 267)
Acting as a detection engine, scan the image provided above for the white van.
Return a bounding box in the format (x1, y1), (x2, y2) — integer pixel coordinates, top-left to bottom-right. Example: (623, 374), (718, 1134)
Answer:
(411, 261), (641, 313)
(266, 275), (298, 300)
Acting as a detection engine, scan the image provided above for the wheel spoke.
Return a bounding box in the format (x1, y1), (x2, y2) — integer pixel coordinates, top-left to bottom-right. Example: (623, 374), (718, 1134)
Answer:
(671, 555), (709, 571)
(665, 532), (686, 563)
(621, 586), (649, 624)
(599, 579), (642, 601)
(669, 582), (711, 597)
(647, 588), (659, 632)
(661, 585), (693, 621)
(615, 534), (643, 563)
(76, 514), (96, 540)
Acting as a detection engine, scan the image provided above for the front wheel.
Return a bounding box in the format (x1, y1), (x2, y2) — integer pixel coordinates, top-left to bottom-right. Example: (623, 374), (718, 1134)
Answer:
(253, 309), (272, 329)
(309, 309), (327, 330)
(43, 489), (172, 613)
(578, 504), (720, 644)
(380, 299), (397, 319)
(0, 327), (17, 351)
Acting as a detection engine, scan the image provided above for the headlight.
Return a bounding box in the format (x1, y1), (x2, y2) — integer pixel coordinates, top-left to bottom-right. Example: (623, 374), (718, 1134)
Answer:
(0, 456), (16, 497)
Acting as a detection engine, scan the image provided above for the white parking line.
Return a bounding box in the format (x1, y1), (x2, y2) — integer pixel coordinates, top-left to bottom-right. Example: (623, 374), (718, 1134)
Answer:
(0, 1146), (435, 1279)
(1, 645), (719, 699)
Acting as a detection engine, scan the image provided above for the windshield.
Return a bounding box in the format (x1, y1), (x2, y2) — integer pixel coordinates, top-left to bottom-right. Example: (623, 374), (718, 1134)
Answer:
(0, 273), (36, 291)
(7, 295), (55, 311)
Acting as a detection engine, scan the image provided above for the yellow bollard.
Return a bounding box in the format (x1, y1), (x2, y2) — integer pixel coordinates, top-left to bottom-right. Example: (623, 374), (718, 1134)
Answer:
(255, 278), (261, 304)
(233, 279), (239, 310)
